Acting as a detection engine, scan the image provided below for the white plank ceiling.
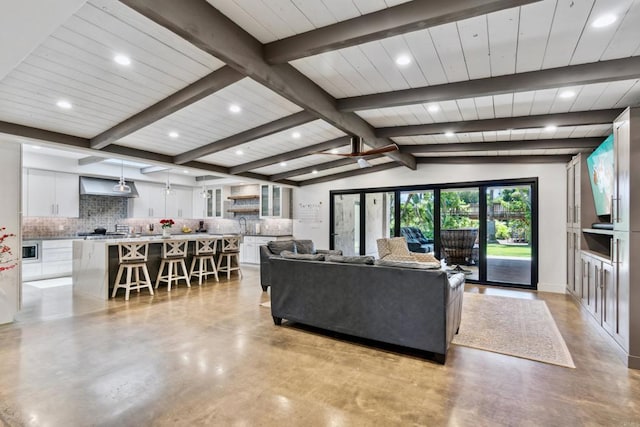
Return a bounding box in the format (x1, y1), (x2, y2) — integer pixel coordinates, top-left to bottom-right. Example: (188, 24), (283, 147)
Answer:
(0, 0), (224, 138)
(291, 0), (640, 99)
(118, 78), (303, 156)
(355, 79), (640, 128)
(290, 157), (395, 182)
(199, 119), (345, 166)
(393, 124), (613, 145)
(206, 0), (412, 43)
(413, 148), (583, 157)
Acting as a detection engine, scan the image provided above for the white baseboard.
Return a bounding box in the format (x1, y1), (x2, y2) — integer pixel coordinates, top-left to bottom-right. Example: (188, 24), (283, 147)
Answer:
(537, 282), (567, 294)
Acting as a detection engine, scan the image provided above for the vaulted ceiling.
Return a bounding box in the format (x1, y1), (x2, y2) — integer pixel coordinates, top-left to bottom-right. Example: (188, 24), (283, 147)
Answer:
(1, 0), (639, 186)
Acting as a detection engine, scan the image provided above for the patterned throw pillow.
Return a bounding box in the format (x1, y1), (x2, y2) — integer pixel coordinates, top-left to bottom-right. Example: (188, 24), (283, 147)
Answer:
(280, 250), (325, 261)
(388, 237), (411, 256)
(294, 240), (315, 254)
(267, 240), (296, 255)
(412, 252), (439, 263)
(376, 238), (391, 259)
(326, 255), (375, 265)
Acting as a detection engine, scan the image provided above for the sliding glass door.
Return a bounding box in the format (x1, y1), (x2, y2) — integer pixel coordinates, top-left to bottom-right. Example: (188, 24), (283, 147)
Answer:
(330, 178), (537, 289)
(485, 184), (533, 286)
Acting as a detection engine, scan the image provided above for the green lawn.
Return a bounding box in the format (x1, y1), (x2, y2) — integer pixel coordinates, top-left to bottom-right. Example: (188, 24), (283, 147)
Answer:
(487, 243), (531, 258)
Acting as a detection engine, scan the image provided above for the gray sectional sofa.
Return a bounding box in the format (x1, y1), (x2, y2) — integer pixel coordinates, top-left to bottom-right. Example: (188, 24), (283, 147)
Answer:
(269, 256), (465, 364)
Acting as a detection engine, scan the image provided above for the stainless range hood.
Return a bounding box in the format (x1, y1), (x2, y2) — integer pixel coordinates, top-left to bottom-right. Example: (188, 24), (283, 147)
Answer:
(80, 176), (139, 197)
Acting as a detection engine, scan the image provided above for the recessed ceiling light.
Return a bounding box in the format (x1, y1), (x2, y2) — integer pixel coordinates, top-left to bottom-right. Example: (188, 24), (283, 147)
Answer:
(330, 149), (339, 154)
(32, 145), (42, 150)
(545, 125), (557, 132)
(280, 162), (287, 167)
(312, 170), (318, 174)
(183, 170), (189, 174)
(168, 131), (179, 138)
(114, 54), (131, 66)
(445, 131), (454, 137)
(235, 149), (243, 155)
(592, 14), (617, 28)
(427, 104), (440, 113)
(229, 104), (241, 113)
(56, 100), (72, 110)
(395, 54), (412, 66)
(292, 131), (301, 139)
(560, 90), (575, 99)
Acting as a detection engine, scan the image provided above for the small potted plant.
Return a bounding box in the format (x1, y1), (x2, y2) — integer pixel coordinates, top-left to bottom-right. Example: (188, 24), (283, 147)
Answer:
(159, 219), (175, 238)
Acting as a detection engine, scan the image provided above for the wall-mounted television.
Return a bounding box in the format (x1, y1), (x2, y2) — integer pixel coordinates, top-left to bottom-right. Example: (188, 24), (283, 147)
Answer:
(586, 134), (614, 217)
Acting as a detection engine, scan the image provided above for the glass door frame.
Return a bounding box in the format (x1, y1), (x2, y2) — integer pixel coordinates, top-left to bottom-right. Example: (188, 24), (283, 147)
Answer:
(329, 177), (538, 289)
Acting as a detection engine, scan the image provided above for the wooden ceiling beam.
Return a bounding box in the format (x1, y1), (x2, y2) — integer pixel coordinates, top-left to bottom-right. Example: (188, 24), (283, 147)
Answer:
(339, 57), (640, 112)
(174, 111), (316, 164)
(228, 136), (351, 174)
(400, 137), (603, 153)
(120, 0), (417, 170)
(264, 0), (540, 64)
(270, 154), (383, 181)
(297, 163), (401, 186)
(90, 66), (243, 149)
(377, 109), (621, 138)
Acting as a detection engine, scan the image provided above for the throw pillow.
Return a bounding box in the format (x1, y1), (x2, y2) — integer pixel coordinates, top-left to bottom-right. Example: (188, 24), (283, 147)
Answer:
(281, 250), (325, 261)
(412, 252), (439, 263)
(376, 238), (391, 259)
(267, 240), (296, 255)
(326, 255), (375, 265)
(375, 259), (441, 270)
(294, 240), (315, 254)
(388, 237), (411, 256)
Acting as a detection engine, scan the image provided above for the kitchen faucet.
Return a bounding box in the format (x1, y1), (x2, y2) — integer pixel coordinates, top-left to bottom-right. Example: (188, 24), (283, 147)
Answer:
(238, 217), (247, 235)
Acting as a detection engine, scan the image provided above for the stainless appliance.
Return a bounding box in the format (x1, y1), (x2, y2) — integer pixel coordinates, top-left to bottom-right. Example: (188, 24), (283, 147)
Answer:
(22, 241), (40, 263)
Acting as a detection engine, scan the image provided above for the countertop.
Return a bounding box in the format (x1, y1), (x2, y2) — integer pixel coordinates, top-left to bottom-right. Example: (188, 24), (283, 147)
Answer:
(26, 233), (293, 241)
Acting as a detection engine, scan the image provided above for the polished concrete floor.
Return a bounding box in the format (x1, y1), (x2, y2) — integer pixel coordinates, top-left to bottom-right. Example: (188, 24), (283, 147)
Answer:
(1, 266), (640, 426)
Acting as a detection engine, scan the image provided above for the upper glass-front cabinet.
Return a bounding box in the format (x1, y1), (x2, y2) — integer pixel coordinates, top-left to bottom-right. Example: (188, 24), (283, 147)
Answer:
(260, 184), (291, 218)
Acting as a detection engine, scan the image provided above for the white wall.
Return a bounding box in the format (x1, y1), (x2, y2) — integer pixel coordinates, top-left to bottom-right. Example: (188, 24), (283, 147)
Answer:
(0, 141), (23, 324)
(292, 162), (567, 293)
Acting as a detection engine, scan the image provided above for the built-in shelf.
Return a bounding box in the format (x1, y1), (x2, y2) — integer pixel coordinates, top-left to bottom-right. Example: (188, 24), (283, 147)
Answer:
(227, 207), (259, 213)
(228, 195), (259, 200)
(582, 228), (614, 236)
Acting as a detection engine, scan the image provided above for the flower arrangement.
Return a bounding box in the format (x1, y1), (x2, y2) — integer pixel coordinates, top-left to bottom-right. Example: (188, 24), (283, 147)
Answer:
(159, 219), (175, 229)
(0, 226), (17, 272)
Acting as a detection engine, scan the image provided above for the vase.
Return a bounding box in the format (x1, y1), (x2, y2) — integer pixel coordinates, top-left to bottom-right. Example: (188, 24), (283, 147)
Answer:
(162, 228), (171, 238)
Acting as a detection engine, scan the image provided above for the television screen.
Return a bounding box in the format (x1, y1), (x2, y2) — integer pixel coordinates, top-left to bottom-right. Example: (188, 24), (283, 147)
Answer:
(586, 134), (614, 216)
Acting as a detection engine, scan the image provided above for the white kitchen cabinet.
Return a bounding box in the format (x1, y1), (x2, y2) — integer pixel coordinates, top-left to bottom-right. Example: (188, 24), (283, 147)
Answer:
(25, 169), (79, 217)
(192, 187), (206, 218)
(240, 236), (289, 264)
(166, 186), (192, 219)
(22, 168), (27, 215)
(259, 185), (291, 218)
(129, 181), (166, 218)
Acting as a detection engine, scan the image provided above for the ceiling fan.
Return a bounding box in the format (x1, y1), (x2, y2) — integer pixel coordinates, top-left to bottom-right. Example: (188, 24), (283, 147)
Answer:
(320, 136), (399, 168)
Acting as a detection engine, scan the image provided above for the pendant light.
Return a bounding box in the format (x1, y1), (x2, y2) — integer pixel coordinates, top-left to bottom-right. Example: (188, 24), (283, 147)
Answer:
(163, 170), (174, 196)
(200, 184), (210, 199)
(113, 160), (131, 193)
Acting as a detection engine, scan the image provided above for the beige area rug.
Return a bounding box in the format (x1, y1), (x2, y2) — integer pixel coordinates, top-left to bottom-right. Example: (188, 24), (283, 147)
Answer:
(260, 301), (271, 308)
(453, 293), (575, 368)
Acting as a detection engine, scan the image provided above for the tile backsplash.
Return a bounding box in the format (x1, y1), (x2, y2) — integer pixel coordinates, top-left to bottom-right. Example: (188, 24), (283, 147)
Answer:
(23, 195), (293, 238)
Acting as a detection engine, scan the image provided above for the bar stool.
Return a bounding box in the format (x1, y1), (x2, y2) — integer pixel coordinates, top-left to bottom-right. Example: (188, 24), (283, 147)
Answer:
(217, 235), (242, 280)
(155, 240), (190, 291)
(189, 238), (220, 285)
(112, 242), (153, 301)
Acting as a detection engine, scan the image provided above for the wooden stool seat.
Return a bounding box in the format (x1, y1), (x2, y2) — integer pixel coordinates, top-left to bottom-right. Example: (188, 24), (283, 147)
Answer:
(217, 235), (242, 280)
(189, 238), (220, 285)
(155, 240), (190, 291)
(112, 242), (153, 300)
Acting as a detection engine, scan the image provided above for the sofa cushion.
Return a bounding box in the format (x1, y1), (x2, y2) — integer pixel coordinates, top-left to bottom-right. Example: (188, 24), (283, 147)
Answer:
(376, 238), (391, 259)
(326, 255), (375, 265)
(294, 240), (315, 254)
(267, 240), (296, 255)
(281, 250), (325, 261)
(374, 258), (440, 270)
(388, 237), (411, 256)
(316, 249), (343, 256)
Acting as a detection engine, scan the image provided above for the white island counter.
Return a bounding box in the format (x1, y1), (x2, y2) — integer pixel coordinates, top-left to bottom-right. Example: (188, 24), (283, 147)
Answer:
(73, 234), (232, 300)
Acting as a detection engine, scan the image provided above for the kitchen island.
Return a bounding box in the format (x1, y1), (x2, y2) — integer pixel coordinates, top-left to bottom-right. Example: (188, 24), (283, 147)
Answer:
(72, 234), (293, 300)
(73, 234), (232, 300)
